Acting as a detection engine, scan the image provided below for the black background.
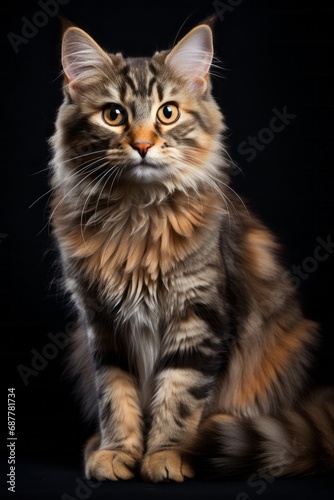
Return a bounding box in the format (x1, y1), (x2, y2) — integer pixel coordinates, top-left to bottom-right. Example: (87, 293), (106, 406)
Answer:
(1, 0), (334, 498)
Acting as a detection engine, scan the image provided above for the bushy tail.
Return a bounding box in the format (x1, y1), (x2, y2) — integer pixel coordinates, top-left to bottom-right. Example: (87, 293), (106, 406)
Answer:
(192, 388), (334, 478)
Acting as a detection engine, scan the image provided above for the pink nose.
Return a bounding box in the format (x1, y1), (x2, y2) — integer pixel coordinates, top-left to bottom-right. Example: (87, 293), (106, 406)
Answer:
(131, 141), (152, 158)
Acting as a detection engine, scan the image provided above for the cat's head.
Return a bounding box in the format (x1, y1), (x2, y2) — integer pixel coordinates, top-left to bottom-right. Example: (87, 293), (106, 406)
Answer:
(52, 24), (225, 198)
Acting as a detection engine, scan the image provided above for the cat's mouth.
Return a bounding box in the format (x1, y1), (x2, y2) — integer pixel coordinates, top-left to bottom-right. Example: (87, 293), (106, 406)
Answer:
(125, 158), (161, 172)
(138, 159), (153, 167)
(120, 158), (166, 183)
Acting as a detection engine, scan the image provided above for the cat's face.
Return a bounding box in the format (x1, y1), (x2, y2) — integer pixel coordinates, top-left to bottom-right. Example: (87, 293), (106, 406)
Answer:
(53, 25), (224, 197)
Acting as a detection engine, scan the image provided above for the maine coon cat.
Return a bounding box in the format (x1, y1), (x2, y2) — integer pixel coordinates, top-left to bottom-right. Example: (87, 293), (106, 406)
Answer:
(49, 22), (334, 482)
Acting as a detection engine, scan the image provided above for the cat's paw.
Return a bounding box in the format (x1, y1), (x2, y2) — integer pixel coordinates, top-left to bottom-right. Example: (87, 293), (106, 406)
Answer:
(141, 449), (195, 482)
(85, 449), (137, 481)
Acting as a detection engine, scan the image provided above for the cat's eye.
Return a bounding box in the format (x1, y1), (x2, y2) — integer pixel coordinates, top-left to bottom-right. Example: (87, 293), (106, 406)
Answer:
(157, 102), (180, 125)
(102, 103), (127, 126)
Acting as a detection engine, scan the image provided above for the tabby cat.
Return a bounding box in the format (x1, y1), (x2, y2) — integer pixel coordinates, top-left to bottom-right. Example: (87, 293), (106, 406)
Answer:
(49, 22), (334, 482)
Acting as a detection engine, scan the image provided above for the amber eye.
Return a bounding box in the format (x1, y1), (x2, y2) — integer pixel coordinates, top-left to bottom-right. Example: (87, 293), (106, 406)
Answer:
(157, 102), (180, 125)
(102, 103), (127, 126)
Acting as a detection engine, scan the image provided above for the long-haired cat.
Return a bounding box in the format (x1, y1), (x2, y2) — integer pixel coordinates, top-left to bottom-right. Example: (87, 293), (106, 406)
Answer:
(49, 22), (334, 482)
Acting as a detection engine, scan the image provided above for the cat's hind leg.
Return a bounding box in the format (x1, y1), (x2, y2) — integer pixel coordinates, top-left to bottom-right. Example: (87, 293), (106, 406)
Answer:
(192, 388), (334, 478)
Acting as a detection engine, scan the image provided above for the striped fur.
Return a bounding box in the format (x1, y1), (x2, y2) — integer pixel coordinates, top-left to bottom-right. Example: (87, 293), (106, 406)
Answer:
(49, 24), (333, 482)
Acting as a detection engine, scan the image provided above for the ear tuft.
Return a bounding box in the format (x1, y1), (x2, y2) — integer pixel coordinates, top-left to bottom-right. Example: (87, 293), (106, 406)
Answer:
(165, 25), (214, 94)
(61, 27), (111, 97)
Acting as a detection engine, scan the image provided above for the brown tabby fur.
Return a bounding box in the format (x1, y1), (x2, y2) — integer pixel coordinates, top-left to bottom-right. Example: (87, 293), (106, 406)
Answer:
(49, 22), (334, 482)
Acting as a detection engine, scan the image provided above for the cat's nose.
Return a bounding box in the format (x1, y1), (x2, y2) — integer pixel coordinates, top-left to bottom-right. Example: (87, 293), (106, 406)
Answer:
(131, 141), (153, 158)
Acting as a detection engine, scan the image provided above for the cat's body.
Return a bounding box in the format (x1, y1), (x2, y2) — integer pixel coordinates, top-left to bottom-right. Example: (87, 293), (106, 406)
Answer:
(50, 24), (334, 482)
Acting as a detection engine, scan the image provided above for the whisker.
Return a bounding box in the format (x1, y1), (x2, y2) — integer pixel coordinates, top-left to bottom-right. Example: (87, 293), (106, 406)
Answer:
(48, 161), (110, 224)
(35, 162), (110, 236)
(98, 169), (129, 264)
(87, 165), (122, 229)
(177, 150), (248, 214)
(79, 165), (116, 241)
(169, 152), (243, 229)
(62, 149), (110, 164)
(30, 166), (52, 175)
(29, 156), (110, 209)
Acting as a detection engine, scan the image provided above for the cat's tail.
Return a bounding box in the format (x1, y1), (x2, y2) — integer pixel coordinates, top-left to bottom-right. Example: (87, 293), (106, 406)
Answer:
(192, 388), (334, 478)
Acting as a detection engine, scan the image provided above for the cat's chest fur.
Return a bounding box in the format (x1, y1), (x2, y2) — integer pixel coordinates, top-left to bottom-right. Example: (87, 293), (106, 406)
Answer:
(56, 189), (223, 394)
(57, 189), (222, 307)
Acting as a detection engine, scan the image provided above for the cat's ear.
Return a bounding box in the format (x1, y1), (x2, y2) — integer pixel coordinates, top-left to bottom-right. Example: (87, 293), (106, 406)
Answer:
(61, 27), (111, 98)
(165, 25), (213, 94)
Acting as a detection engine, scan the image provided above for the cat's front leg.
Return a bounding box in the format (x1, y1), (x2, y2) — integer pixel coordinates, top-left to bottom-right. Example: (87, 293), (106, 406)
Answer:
(140, 302), (226, 482)
(141, 309), (222, 483)
(85, 366), (144, 481)
(142, 366), (215, 482)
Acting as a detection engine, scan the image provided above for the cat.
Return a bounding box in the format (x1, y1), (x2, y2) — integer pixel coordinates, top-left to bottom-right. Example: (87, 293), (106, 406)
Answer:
(49, 21), (334, 482)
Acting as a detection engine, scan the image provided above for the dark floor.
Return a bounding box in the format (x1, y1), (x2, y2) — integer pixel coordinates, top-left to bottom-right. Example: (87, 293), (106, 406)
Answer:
(2, 459), (333, 500)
